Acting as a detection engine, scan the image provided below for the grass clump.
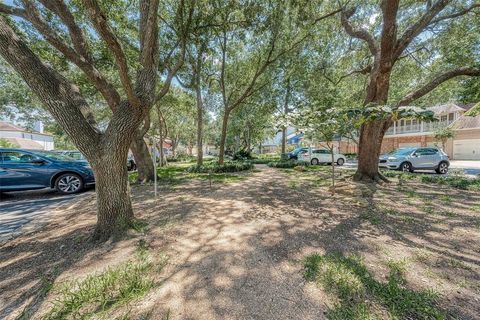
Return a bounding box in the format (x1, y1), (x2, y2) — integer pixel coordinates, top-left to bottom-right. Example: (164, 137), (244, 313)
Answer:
(45, 255), (155, 319)
(420, 175), (480, 191)
(304, 253), (446, 320)
(267, 160), (309, 168)
(187, 161), (253, 173)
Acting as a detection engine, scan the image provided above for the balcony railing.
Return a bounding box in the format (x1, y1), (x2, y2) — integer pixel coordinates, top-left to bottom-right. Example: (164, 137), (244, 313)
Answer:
(385, 120), (455, 136)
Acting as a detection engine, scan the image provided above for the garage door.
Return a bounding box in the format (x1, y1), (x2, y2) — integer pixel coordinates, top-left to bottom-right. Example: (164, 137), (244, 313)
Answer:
(453, 139), (480, 160)
(398, 142), (421, 148)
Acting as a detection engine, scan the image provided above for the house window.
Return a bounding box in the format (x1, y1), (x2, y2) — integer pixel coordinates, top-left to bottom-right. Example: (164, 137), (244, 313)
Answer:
(441, 115), (447, 122)
(448, 113), (454, 121)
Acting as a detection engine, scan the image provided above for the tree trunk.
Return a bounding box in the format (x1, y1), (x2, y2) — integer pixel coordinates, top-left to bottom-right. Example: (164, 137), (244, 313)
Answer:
(353, 119), (391, 182)
(281, 79), (290, 155)
(330, 144), (335, 196)
(281, 126), (287, 154)
(196, 78), (204, 166)
(218, 110), (230, 165)
(130, 133), (155, 183)
(159, 130), (166, 167)
(90, 150), (134, 241)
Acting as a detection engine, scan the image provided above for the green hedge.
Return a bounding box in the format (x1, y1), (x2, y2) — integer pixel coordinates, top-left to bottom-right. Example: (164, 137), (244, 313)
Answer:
(267, 160), (309, 168)
(187, 161), (254, 173)
(167, 155), (196, 162)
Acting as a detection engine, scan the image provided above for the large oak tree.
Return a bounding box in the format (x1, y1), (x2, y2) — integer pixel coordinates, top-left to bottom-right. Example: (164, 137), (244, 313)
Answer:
(339, 0), (480, 181)
(0, 0), (193, 240)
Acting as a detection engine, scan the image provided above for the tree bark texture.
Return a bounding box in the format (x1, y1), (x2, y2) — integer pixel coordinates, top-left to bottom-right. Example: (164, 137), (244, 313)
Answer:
(130, 133), (155, 183)
(218, 110), (230, 165)
(90, 147), (134, 241)
(196, 84), (204, 166)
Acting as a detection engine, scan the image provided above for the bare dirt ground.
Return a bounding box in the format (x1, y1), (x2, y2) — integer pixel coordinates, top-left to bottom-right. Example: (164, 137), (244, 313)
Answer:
(1, 165), (479, 319)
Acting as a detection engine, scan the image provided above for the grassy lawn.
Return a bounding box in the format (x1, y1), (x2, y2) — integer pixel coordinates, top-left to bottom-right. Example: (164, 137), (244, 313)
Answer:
(128, 162), (250, 185)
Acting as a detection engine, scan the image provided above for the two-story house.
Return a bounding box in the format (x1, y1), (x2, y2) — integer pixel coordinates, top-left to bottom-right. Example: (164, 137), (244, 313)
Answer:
(381, 103), (480, 160)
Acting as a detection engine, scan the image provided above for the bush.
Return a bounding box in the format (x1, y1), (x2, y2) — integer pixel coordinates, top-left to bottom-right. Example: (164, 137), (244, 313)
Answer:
(344, 153), (357, 160)
(167, 154), (196, 163)
(232, 150), (253, 161)
(267, 160), (309, 168)
(420, 175), (480, 191)
(187, 161), (254, 173)
(250, 158), (273, 164)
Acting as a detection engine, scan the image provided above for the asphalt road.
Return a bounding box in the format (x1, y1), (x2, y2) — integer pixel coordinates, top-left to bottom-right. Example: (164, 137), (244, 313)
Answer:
(0, 188), (93, 242)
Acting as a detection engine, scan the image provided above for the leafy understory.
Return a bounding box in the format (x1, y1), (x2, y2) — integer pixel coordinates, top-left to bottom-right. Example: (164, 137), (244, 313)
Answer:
(44, 247), (165, 319)
(304, 253), (446, 320)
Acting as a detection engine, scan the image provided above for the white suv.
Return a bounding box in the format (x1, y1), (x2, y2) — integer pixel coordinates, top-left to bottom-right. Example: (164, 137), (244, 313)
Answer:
(298, 149), (346, 166)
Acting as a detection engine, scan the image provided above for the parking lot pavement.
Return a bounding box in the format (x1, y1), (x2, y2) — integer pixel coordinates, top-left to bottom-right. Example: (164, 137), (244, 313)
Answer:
(449, 160), (480, 175)
(0, 188), (93, 242)
(343, 160), (480, 175)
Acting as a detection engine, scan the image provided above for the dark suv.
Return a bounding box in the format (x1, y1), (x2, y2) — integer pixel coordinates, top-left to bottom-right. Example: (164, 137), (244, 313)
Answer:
(0, 148), (95, 194)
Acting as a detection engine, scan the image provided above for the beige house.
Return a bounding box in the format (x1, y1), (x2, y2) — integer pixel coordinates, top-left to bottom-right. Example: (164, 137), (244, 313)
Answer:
(381, 103), (480, 160)
(0, 121), (54, 150)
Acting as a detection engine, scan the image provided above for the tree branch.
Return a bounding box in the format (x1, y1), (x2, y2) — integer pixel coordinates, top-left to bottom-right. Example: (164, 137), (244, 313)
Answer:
(0, 16), (100, 150)
(341, 7), (378, 55)
(83, 0), (140, 107)
(430, 3), (480, 24)
(13, 1), (121, 110)
(154, 0), (192, 103)
(38, 0), (92, 62)
(393, 0), (450, 61)
(398, 66), (480, 106)
(0, 3), (26, 16)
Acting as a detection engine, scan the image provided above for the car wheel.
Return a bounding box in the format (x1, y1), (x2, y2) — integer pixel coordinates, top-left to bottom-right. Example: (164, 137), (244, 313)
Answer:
(337, 158), (345, 166)
(55, 173), (84, 194)
(436, 161), (449, 174)
(399, 162), (413, 172)
(311, 158), (319, 165)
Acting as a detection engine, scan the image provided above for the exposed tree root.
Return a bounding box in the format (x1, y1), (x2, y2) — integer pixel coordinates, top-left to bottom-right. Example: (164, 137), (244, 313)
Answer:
(353, 171), (390, 183)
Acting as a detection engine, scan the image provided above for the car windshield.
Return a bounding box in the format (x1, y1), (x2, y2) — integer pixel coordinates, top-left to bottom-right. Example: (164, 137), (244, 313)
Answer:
(292, 148), (305, 155)
(387, 148), (415, 156)
(34, 150), (76, 161)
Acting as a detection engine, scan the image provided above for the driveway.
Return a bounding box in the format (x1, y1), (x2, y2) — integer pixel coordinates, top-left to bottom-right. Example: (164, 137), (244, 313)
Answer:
(450, 160), (480, 175)
(0, 189), (93, 242)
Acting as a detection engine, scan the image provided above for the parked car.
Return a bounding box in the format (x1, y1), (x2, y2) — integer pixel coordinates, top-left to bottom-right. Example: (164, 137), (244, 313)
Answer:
(378, 147), (449, 174)
(56, 150), (137, 171)
(288, 147), (309, 160)
(298, 149), (346, 165)
(127, 155), (137, 171)
(0, 148), (95, 194)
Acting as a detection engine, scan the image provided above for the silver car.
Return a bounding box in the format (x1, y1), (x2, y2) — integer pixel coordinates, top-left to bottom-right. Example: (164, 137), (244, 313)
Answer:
(379, 147), (449, 174)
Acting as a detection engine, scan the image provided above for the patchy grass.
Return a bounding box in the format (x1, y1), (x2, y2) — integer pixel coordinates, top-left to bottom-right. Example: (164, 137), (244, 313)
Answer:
(44, 249), (161, 319)
(129, 164), (249, 185)
(420, 175), (480, 191)
(304, 253), (446, 320)
(471, 204), (480, 212)
(188, 172), (247, 183)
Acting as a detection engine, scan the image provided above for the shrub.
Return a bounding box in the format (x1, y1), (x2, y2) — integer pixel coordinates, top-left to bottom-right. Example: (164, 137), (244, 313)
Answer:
(232, 150), (253, 160)
(267, 160), (309, 168)
(344, 153), (357, 160)
(250, 158), (274, 164)
(167, 154), (196, 162)
(187, 161), (253, 173)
